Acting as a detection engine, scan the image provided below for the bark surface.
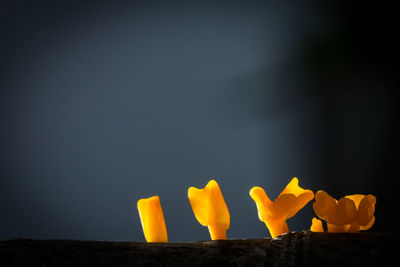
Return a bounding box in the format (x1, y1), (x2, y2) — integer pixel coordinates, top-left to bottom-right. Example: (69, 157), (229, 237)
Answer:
(0, 232), (398, 266)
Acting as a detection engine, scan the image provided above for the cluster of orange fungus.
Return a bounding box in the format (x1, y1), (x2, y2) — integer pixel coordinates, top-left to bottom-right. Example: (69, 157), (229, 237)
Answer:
(137, 196), (168, 242)
(312, 190), (376, 233)
(136, 179), (376, 242)
(188, 180), (230, 240)
(250, 177), (314, 238)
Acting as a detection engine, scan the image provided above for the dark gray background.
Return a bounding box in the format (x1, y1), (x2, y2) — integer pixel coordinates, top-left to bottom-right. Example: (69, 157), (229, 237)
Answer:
(1, 0), (398, 241)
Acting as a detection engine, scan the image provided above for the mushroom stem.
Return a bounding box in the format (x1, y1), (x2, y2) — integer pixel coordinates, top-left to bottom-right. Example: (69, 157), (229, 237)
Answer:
(208, 225), (227, 240)
(265, 219), (289, 238)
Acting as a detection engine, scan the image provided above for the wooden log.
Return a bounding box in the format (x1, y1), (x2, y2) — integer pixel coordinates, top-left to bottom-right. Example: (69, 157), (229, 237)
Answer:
(0, 232), (398, 266)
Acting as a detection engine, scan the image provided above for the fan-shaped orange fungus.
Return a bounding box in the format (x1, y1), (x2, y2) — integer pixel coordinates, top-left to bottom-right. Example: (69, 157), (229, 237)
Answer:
(310, 217), (324, 232)
(188, 180), (230, 240)
(137, 196), (168, 242)
(249, 177), (314, 238)
(313, 190), (376, 233)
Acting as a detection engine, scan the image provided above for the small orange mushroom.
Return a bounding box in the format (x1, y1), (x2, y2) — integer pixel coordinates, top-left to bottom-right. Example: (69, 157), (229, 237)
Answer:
(250, 177), (314, 238)
(188, 180), (230, 240)
(312, 190), (376, 233)
(310, 217), (324, 232)
(137, 196), (168, 242)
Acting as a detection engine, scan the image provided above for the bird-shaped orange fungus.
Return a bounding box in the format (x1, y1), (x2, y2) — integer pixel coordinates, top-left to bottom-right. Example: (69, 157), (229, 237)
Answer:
(137, 196), (168, 242)
(250, 177), (314, 238)
(312, 190), (376, 233)
(188, 180), (230, 240)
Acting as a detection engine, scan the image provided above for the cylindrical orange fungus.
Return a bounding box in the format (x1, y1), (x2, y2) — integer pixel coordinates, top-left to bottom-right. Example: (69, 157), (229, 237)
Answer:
(188, 180), (230, 240)
(137, 196), (168, 242)
(250, 177), (314, 238)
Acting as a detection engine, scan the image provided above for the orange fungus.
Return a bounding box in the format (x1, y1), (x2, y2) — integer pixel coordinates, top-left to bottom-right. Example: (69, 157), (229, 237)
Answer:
(188, 180), (230, 240)
(250, 177), (314, 238)
(137, 196), (168, 242)
(313, 190), (376, 233)
(310, 217), (324, 232)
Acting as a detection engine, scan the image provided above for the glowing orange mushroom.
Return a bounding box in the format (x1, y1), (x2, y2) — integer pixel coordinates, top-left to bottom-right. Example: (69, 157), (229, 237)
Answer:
(250, 177), (314, 238)
(310, 217), (324, 232)
(137, 196), (168, 242)
(188, 180), (230, 240)
(313, 190), (376, 233)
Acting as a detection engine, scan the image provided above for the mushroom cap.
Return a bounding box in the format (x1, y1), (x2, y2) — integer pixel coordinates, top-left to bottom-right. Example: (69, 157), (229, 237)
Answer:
(188, 180), (230, 229)
(250, 177), (314, 221)
(313, 191), (376, 231)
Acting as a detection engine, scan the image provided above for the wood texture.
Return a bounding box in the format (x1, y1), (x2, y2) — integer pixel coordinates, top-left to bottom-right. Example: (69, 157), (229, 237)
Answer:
(1, 232), (398, 266)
